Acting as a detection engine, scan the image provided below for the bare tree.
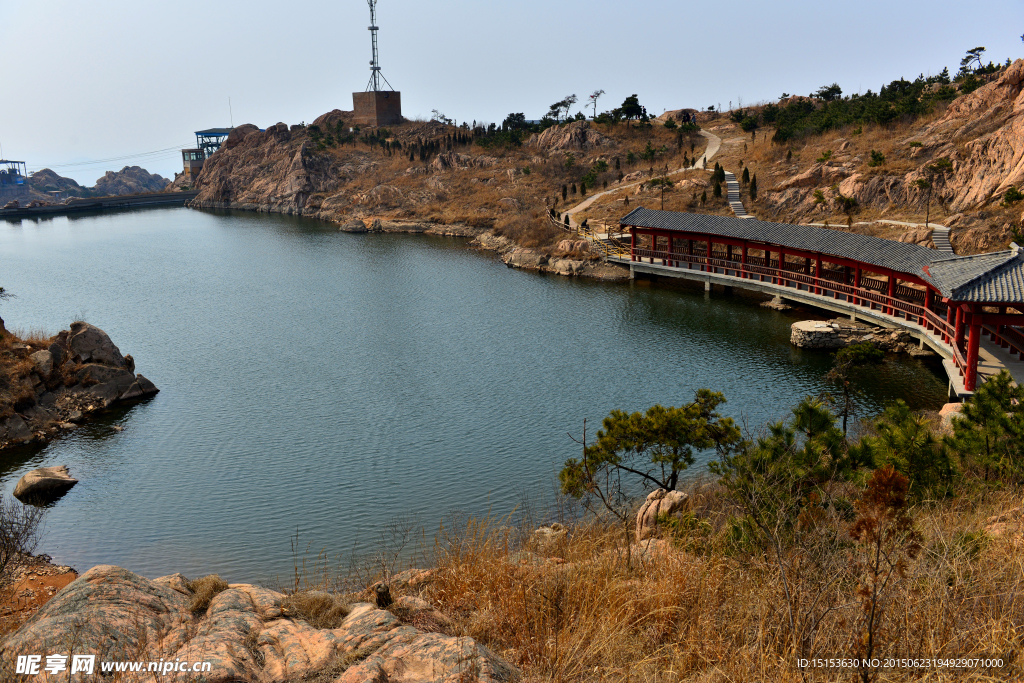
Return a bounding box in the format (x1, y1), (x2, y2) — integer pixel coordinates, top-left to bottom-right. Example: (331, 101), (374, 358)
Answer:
(588, 89), (605, 119)
(1, 495), (47, 588)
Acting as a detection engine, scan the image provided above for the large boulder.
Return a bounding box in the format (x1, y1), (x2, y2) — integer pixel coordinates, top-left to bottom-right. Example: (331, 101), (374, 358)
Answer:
(0, 414), (32, 443)
(0, 565), (517, 683)
(635, 488), (690, 541)
(224, 124), (261, 151)
(29, 350), (53, 376)
(527, 120), (610, 152)
(67, 322), (126, 367)
(13, 465), (78, 500)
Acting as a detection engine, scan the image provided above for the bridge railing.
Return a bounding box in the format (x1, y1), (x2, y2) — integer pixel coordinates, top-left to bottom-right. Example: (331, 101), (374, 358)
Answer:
(984, 324), (1024, 358)
(629, 247), (971, 379)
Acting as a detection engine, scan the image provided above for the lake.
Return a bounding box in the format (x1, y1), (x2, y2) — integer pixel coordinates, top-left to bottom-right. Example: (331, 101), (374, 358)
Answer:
(0, 207), (949, 583)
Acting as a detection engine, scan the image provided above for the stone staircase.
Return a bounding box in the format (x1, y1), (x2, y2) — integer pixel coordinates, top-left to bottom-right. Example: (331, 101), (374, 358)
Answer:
(932, 225), (953, 253)
(724, 171), (751, 219)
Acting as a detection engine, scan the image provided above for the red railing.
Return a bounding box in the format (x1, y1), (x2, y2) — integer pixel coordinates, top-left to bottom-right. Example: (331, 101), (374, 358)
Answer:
(630, 247), (971, 379)
(984, 325), (1024, 358)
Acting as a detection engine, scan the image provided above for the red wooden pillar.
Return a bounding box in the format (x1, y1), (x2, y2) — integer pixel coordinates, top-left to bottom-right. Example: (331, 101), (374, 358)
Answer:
(726, 244), (733, 262)
(706, 238), (713, 272)
(997, 305), (1008, 346)
(954, 306), (965, 350)
(741, 242), (748, 279)
(803, 257), (811, 275)
(886, 276), (896, 316)
(630, 227), (635, 261)
(965, 308), (982, 391)
(922, 289), (933, 328)
(687, 237), (693, 269)
(779, 247), (786, 286)
(815, 255), (822, 295)
(944, 300), (954, 344)
(853, 267), (861, 306)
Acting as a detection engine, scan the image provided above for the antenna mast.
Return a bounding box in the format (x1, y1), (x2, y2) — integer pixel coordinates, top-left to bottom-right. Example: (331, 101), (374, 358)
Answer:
(366, 0), (394, 92)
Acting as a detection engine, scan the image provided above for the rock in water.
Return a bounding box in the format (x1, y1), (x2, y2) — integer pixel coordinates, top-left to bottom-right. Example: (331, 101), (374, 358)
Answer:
(339, 219), (368, 233)
(635, 488), (690, 541)
(14, 465), (78, 500)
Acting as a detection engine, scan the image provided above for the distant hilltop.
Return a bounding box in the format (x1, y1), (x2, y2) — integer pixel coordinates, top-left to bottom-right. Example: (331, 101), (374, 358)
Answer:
(28, 165), (169, 201)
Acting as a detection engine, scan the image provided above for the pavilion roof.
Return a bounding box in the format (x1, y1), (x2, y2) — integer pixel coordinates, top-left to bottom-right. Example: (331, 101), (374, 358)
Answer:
(620, 209), (1024, 303)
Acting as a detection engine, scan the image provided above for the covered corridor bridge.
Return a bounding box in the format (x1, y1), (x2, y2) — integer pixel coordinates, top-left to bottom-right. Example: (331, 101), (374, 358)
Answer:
(612, 208), (1024, 398)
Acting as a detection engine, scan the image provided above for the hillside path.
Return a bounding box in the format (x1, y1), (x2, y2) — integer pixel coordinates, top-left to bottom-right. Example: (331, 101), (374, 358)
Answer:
(804, 219), (955, 253)
(562, 129), (722, 228)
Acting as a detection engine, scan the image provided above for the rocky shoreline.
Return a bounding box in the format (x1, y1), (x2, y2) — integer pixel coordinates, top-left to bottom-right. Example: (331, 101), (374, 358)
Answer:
(0, 321), (158, 451)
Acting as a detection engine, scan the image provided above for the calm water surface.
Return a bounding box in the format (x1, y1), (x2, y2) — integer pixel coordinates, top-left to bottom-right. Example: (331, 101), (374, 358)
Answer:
(0, 207), (948, 582)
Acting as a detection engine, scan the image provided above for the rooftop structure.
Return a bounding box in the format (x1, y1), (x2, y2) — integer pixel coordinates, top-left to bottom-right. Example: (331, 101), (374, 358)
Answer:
(617, 208), (1024, 394)
(195, 129), (233, 159)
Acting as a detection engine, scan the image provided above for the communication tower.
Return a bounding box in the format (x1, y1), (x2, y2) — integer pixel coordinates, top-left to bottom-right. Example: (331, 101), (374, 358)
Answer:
(352, 0), (402, 127)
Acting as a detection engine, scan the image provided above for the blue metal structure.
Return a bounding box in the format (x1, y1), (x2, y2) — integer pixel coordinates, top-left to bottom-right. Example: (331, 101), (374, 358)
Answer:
(195, 129), (232, 159)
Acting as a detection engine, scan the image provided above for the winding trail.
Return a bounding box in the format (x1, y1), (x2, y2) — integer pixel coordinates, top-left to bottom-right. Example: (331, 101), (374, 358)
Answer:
(562, 129), (722, 229)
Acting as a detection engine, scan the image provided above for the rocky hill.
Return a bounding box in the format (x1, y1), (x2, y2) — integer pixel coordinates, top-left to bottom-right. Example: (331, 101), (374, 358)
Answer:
(189, 60), (1024, 262)
(26, 169), (90, 198)
(26, 166), (170, 202)
(92, 165), (169, 195)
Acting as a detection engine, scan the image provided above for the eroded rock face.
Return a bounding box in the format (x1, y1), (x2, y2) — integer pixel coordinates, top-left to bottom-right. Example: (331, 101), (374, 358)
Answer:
(636, 489), (690, 541)
(0, 565), (517, 683)
(759, 60), (1024, 236)
(528, 120), (610, 152)
(192, 124), (341, 216)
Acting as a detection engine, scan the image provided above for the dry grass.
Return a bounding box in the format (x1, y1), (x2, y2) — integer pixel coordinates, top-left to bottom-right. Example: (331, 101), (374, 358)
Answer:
(417, 481), (1023, 682)
(185, 574), (229, 614)
(280, 590), (351, 629)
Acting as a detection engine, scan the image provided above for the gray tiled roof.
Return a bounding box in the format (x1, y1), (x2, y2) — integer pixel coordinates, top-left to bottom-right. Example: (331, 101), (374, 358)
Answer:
(619, 208), (1024, 303)
(928, 251), (1024, 302)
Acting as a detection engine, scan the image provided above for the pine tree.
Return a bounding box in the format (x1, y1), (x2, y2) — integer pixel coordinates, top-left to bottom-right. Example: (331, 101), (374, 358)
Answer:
(564, 214), (570, 226)
(713, 179), (722, 198)
(571, 183), (577, 195)
(615, 157), (621, 171)
(580, 182), (586, 196)
(701, 190), (707, 205)
(787, 149), (793, 162)
(562, 184), (568, 200)
(750, 174), (758, 200)
(742, 167), (750, 184)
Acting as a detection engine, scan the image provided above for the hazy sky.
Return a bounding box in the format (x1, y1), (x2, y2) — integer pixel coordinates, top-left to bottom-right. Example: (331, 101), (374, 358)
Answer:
(1, 0), (1021, 185)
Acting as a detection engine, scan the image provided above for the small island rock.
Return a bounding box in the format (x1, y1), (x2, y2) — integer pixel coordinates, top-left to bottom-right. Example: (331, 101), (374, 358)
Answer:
(13, 465), (78, 499)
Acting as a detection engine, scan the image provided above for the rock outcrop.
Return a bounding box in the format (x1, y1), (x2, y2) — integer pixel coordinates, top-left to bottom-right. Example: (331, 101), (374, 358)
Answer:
(527, 120), (610, 153)
(790, 318), (933, 356)
(0, 565), (517, 683)
(0, 323), (158, 450)
(92, 166), (169, 196)
(192, 123), (341, 216)
(761, 60), (1024, 235)
(635, 488), (690, 541)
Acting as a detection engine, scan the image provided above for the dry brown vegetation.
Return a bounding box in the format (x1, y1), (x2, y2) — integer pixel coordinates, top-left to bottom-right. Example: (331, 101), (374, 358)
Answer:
(408, 482), (1021, 682)
(303, 118), (707, 243)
